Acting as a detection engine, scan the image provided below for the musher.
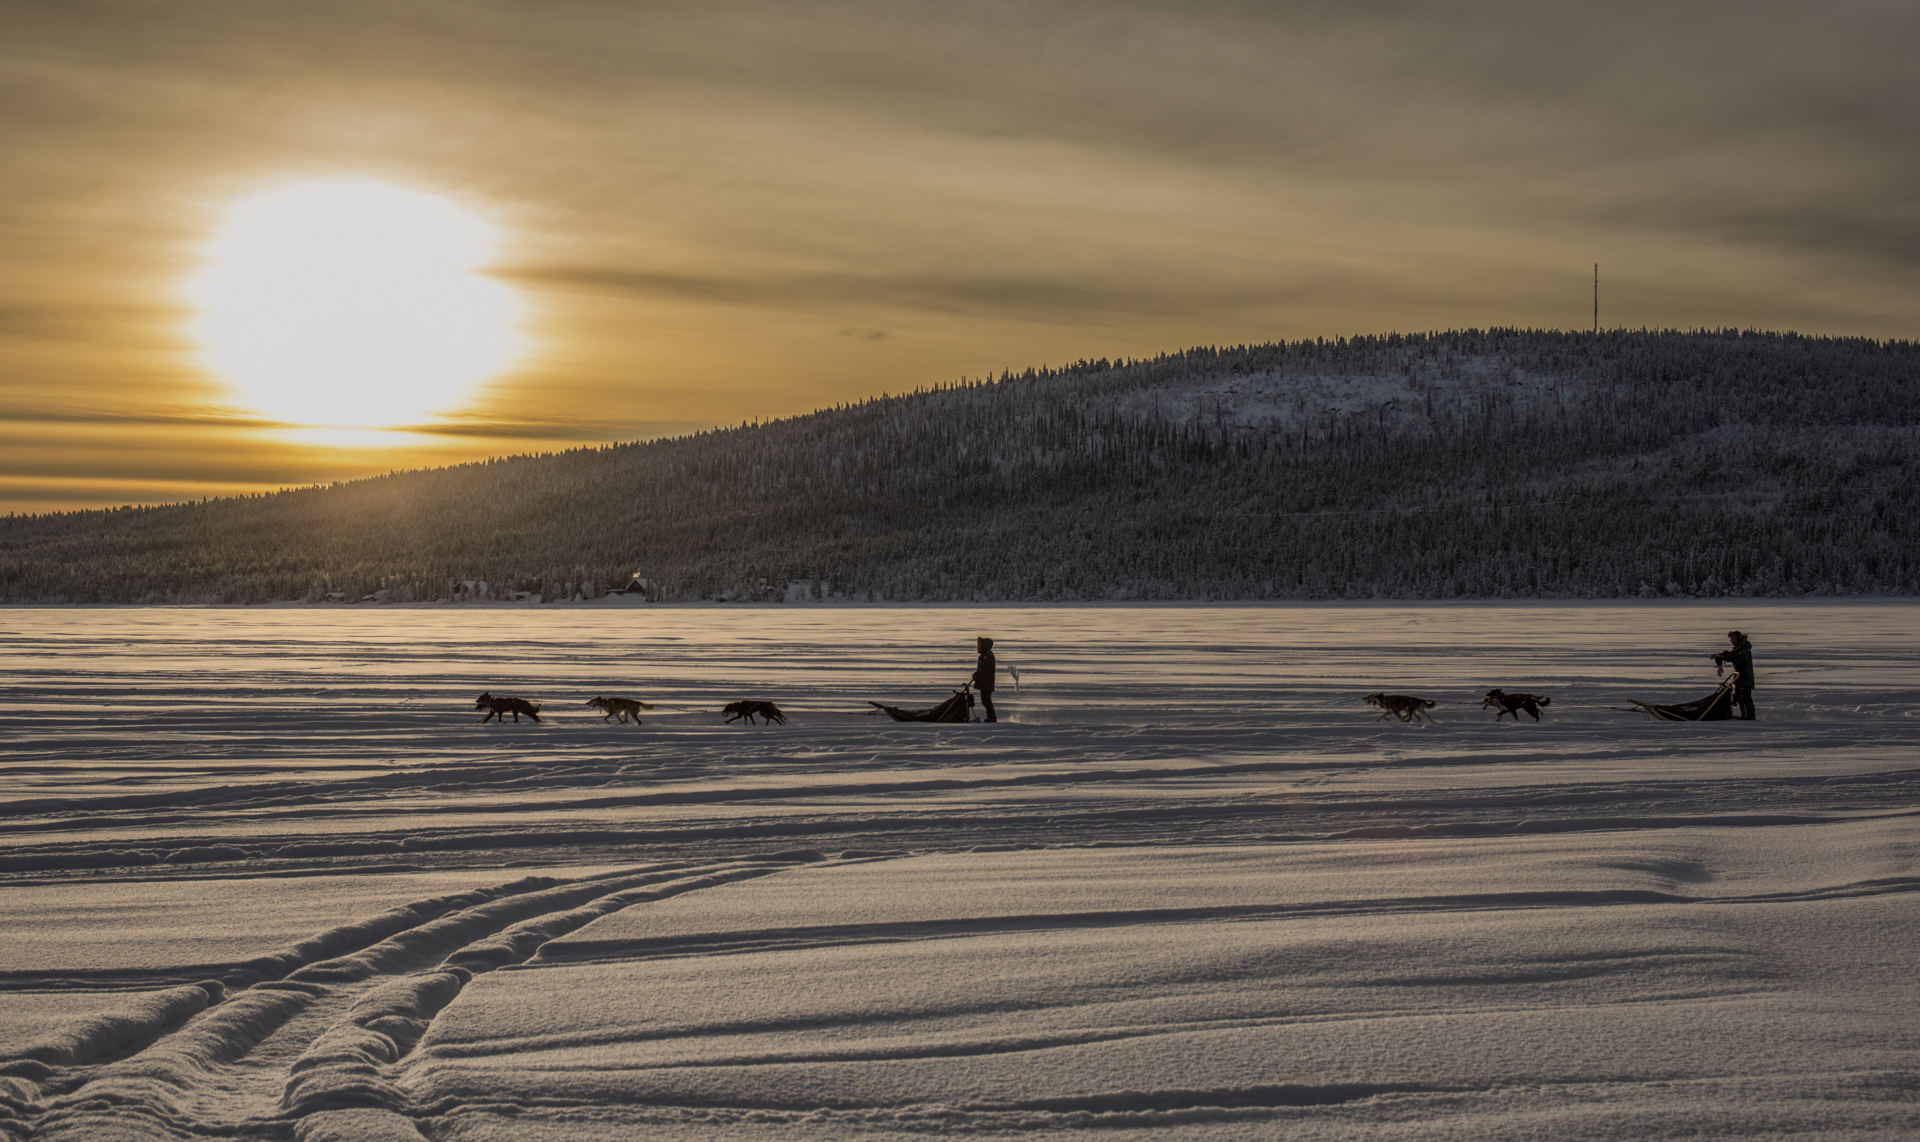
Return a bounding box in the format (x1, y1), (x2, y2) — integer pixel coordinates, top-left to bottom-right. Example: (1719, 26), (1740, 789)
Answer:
(972, 636), (998, 723)
(1711, 629), (1756, 720)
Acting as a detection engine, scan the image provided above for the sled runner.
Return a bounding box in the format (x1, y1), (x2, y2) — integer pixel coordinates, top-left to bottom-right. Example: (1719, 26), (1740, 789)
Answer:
(1617, 672), (1738, 721)
(869, 682), (975, 723)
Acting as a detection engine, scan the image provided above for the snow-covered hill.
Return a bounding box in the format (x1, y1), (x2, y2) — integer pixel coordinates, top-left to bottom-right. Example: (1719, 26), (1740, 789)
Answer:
(4, 329), (1916, 602)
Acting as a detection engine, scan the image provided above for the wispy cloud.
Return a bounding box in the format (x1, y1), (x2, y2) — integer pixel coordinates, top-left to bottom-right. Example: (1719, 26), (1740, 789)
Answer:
(403, 416), (718, 442)
(0, 406), (284, 429)
(500, 265), (1312, 323)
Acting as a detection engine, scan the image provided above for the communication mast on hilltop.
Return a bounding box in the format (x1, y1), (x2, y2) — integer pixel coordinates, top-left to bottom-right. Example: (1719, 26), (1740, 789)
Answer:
(1593, 263), (1599, 334)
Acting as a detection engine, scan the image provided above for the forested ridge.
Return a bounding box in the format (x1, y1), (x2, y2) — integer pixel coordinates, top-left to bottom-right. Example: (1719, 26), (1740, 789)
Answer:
(5, 328), (1917, 603)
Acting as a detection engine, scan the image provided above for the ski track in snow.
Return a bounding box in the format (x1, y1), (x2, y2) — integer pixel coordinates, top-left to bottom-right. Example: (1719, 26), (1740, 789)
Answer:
(0, 603), (1916, 1139)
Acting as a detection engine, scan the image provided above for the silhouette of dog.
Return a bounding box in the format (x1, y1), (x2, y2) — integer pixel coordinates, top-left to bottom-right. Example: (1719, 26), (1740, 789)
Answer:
(476, 692), (542, 723)
(1364, 692), (1436, 723)
(722, 700), (787, 725)
(1481, 689), (1551, 722)
(587, 695), (653, 724)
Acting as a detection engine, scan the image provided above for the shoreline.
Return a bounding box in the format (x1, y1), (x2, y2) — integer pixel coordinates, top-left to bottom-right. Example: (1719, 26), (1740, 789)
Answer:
(2, 595), (1915, 611)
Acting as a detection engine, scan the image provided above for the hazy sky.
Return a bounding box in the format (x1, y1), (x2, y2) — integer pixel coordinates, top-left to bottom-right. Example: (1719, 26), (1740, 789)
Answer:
(3, 0), (1915, 511)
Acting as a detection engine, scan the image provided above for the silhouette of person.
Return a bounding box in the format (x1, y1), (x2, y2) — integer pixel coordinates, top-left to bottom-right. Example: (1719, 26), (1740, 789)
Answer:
(1712, 630), (1756, 720)
(972, 636), (997, 722)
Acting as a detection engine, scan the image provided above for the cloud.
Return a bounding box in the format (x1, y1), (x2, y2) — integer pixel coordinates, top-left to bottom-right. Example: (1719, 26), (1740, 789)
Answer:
(501, 264), (1364, 324)
(2, 402), (703, 447)
(403, 415), (715, 442)
(0, 406), (283, 429)
(9, 1), (1917, 287)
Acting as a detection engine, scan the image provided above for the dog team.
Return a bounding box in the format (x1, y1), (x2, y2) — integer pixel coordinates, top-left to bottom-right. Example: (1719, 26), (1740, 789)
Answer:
(480, 686), (1543, 729)
(474, 691), (785, 726)
(1363, 688), (1550, 725)
(477, 631), (1755, 728)
(1364, 631), (1757, 724)
(475, 636), (994, 728)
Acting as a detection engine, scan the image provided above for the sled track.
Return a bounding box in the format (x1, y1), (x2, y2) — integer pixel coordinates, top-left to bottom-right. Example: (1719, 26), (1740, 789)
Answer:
(0, 851), (827, 1141)
(7, 846), (1918, 1140)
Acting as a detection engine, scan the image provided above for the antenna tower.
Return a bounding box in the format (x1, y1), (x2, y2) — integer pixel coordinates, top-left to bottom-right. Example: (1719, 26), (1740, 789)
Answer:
(1593, 263), (1599, 335)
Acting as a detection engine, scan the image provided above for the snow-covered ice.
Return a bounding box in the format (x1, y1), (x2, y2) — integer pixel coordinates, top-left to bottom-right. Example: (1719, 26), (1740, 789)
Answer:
(1, 602), (1915, 1139)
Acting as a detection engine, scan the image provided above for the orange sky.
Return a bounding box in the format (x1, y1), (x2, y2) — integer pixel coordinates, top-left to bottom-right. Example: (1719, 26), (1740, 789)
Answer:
(4, 1), (1916, 512)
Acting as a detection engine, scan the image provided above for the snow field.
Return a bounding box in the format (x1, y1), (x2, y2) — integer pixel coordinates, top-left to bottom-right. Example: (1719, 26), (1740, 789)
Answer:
(394, 827), (1915, 1137)
(0, 603), (1916, 1138)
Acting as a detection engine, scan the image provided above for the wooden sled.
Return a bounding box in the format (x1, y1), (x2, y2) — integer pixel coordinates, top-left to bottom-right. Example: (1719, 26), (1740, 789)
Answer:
(869, 683), (975, 723)
(1617, 673), (1738, 721)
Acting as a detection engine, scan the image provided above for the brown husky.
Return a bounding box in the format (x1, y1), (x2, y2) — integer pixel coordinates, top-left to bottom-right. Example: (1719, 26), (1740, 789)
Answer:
(1481, 689), (1551, 722)
(476, 692), (542, 723)
(722, 700), (788, 725)
(587, 695), (653, 724)
(1364, 692), (1437, 723)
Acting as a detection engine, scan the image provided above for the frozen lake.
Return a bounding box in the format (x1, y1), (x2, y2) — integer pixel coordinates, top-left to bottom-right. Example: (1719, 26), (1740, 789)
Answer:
(2, 603), (1917, 1139)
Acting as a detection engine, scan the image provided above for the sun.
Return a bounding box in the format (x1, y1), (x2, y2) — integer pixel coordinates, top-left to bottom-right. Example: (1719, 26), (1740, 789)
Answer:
(188, 179), (524, 430)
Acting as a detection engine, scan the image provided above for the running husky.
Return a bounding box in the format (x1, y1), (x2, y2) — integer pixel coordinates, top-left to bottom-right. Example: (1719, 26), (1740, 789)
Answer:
(1364, 692), (1437, 723)
(722, 700), (788, 725)
(587, 695), (653, 724)
(476, 692), (542, 723)
(1481, 689), (1551, 722)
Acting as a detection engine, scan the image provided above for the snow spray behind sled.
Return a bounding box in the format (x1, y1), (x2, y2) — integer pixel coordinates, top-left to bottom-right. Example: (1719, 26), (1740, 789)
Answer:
(869, 682), (975, 723)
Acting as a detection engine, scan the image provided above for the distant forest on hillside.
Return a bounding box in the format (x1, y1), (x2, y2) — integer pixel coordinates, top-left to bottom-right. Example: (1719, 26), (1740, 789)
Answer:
(3, 328), (1917, 603)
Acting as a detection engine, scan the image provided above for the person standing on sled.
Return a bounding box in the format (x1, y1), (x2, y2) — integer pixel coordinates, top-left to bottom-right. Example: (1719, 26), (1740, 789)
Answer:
(1711, 630), (1756, 720)
(973, 636), (998, 722)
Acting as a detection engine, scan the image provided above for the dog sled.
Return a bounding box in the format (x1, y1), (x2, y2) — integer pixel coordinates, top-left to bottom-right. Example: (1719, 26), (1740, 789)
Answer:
(1616, 672), (1738, 722)
(869, 682), (976, 723)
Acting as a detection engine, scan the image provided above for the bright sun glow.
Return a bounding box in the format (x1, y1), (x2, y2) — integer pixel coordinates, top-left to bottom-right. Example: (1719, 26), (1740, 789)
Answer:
(189, 179), (523, 429)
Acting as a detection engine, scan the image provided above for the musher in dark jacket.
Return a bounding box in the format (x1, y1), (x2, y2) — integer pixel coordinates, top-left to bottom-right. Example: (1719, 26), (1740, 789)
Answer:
(1711, 630), (1756, 720)
(973, 636), (997, 723)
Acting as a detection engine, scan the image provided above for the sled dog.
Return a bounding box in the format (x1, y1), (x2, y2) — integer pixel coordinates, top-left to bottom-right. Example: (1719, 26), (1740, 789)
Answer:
(476, 692), (542, 723)
(1364, 692), (1436, 723)
(587, 695), (653, 724)
(722, 700), (788, 725)
(1481, 689), (1551, 722)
